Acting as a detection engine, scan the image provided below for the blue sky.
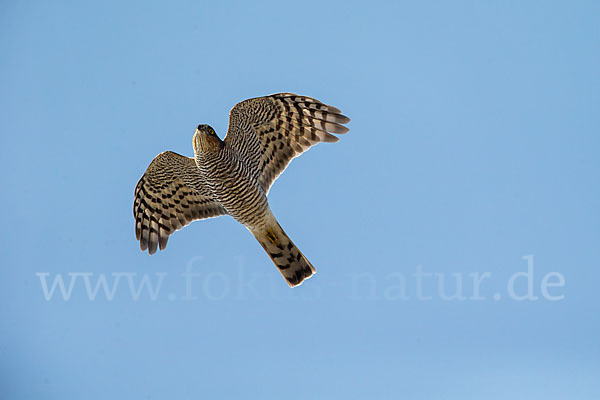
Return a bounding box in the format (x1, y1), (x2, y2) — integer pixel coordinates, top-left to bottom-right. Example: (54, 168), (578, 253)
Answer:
(1, 1), (599, 399)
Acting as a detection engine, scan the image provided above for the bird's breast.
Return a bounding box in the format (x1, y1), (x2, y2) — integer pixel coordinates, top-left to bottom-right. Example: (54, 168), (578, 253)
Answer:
(208, 158), (268, 228)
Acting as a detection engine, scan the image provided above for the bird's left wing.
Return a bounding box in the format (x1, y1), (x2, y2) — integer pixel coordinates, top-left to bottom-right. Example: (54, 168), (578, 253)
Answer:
(224, 93), (350, 193)
(133, 151), (227, 254)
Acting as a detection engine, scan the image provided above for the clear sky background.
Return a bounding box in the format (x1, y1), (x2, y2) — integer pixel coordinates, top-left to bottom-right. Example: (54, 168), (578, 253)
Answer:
(1, 1), (599, 399)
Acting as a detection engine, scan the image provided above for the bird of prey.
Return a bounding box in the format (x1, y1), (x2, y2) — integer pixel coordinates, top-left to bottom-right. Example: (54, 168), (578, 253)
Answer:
(133, 93), (350, 287)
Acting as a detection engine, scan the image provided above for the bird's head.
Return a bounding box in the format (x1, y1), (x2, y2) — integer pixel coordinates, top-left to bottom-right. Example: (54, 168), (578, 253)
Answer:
(193, 124), (224, 155)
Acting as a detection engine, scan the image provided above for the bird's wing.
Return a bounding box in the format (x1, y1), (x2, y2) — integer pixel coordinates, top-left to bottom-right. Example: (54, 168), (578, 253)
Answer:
(133, 151), (227, 254)
(224, 93), (350, 193)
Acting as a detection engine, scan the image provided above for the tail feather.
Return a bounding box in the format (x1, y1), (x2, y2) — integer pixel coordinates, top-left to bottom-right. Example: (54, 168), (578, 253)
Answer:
(253, 222), (315, 287)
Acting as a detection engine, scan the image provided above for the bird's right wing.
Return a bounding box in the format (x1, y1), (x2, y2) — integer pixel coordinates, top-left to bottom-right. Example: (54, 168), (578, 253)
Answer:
(224, 93), (350, 193)
(133, 151), (227, 254)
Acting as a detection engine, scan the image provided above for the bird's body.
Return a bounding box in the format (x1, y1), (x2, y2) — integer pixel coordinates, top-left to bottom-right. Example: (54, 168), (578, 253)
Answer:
(193, 131), (268, 228)
(133, 93), (349, 286)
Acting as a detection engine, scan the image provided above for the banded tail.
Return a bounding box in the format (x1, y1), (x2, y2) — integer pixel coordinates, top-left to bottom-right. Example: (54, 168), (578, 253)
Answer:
(253, 222), (316, 287)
